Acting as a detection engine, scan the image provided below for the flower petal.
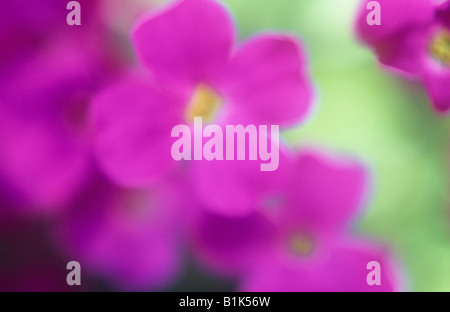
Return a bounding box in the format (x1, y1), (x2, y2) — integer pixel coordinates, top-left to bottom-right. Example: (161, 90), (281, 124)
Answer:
(242, 239), (399, 292)
(220, 35), (314, 127)
(93, 74), (182, 187)
(132, 0), (235, 93)
(281, 150), (367, 235)
(422, 65), (450, 114)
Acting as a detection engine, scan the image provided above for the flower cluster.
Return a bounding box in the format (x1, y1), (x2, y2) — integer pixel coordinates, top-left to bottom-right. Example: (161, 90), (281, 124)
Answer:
(0, 0), (401, 291)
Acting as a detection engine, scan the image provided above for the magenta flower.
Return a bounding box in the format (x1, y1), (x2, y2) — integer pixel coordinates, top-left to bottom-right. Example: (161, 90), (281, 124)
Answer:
(193, 150), (399, 291)
(93, 0), (314, 215)
(57, 174), (184, 291)
(0, 38), (115, 210)
(356, 0), (450, 114)
(0, 1), (123, 210)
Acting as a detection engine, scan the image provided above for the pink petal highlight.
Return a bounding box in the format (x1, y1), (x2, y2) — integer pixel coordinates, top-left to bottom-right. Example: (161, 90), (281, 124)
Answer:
(92, 74), (183, 188)
(132, 0), (235, 93)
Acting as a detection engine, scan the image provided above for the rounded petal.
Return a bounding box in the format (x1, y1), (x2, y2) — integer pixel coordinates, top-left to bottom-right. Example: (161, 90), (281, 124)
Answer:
(355, 0), (435, 77)
(242, 239), (399, 292)
(373, 29), (428, 77)
(220, 35), (314, 127)
(281, 150), (368, 235)
(422, 65), (450, 114)
(93, 75), (182, 188)
(132, 0), (235, 92)
(320, 240), (400, 292)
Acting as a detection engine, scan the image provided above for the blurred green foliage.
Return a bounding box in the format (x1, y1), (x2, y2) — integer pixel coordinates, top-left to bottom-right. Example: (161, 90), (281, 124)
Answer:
(223, 0), (450, 291)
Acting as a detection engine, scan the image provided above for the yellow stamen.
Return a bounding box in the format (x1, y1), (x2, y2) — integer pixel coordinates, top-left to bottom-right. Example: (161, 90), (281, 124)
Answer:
(185, 84), (222, 123)
(430, 30), (450, 66)
(288, 232), (315, 257)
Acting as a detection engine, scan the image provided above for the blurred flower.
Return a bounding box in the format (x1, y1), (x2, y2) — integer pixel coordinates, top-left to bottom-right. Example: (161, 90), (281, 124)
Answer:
(193, 150), (399, 291)
(356, 0), (450, 114)
(0, 1), (124, 211)
(93, 0), (314, 217)
(56, 174), (185, 291)
(0, 41), (106, 211)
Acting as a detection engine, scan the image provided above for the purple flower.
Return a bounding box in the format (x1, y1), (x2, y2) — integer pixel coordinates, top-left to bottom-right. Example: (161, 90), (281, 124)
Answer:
(0, 2), (122, 210)
(356, 0), (450, 114)
(0, 38), (113, 210)
(192, 150), (400, 291)
(56, 174), (184, 291)
(93, 0), (314, 215)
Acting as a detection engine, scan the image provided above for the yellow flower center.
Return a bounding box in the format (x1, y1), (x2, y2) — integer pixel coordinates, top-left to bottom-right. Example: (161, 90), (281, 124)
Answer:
(430, 29), (450, 66)
(288, 232), (316, 257)
(185, 84), (222, 123)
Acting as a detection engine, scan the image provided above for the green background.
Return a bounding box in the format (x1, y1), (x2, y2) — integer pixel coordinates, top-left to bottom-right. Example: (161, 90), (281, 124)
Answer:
(221, 0), (450, 291)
